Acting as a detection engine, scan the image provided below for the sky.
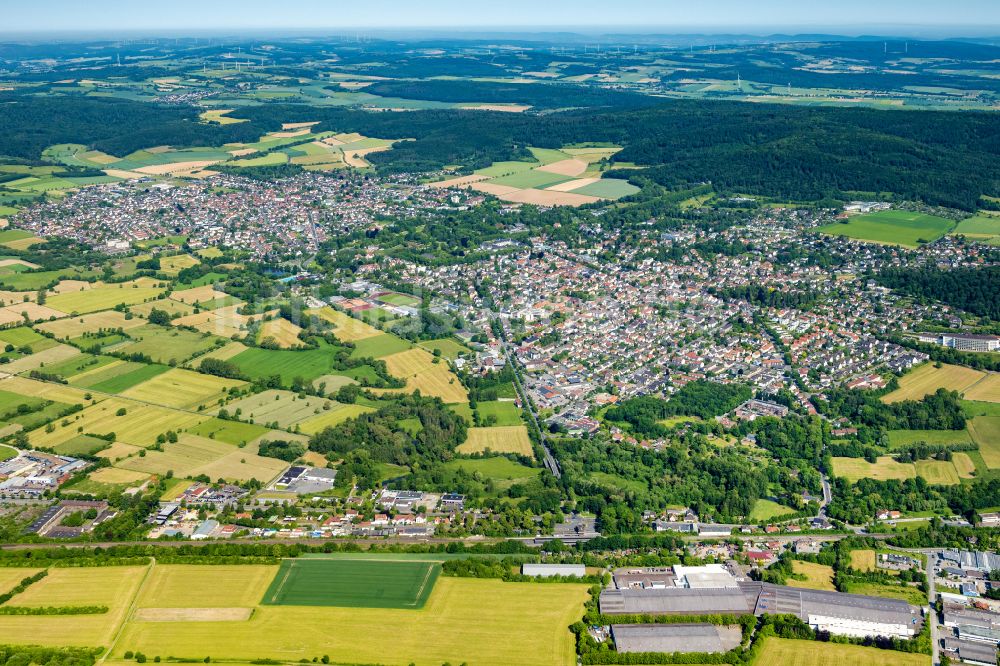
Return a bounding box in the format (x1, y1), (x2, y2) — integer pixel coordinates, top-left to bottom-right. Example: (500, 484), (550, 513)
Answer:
(2, 0), (999, 35)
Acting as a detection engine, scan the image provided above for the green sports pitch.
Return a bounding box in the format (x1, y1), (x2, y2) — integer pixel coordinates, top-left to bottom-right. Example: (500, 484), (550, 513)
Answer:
(261, 558), (440, 609)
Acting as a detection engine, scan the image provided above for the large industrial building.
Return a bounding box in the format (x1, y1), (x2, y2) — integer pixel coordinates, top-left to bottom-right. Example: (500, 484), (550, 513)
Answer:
(599, 565), (923, 640)
(611, 623), (743, 654)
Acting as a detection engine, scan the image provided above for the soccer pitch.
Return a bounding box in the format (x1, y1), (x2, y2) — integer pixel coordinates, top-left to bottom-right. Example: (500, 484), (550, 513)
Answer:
(261, 558), (440, 609)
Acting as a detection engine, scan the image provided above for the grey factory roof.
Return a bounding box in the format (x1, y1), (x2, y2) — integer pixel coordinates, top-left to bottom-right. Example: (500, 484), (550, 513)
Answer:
(600, 587), (752, 615)
(750, 583), (920, 627)
(601, 581), (920, 627)
(611, 623), (743, 654)
(944, 638), (997, 665)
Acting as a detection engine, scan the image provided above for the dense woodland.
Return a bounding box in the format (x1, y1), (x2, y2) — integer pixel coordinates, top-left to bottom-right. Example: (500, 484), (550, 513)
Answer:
(3, 93), (1000, 208)
(877, 266), (1000, 321)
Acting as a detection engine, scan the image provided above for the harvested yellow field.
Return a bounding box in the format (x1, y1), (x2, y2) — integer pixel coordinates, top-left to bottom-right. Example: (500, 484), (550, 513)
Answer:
(0, 375), (98, 404)
(505, 189), (601, 206)
(343, 145), (390, 168)
(136, 564), (278, 608)
(114, 577), (588, 666)
(1, 344), (80, 374)
(198, 341), (249, 362)
(953, 452), (977, 478)
(28, 397), (208, 449)
(381, 348), (468, 403)
(969, 416), (1000, 468)
(159, 254), (200, 275)
(850, 550), (877, 572)
(0, 568), (43, 593)
(430, 174), (490, 189)
(120, 368), (245, 410)
(297, 404), (375, 435)
(46, 283), (166, 314)
(0, 290), (37, 305)
(134, 160), (222, 175)
(37, 309), (146, 339)
(964, 373), (1000, 403)
(831, 456), (916, 482)
(133, 607), (253, 622)
(0, 259), (39, 269)
(192, 446), (286, 483)
(786, 561), (836, 591)
(536, 158), (588, 177)
(174, 305), (266, 338)
(546, 177), (601, 192)
(0, 302), (66, 322)
(882, 363), (985, 403)
(171, 286), (229, 304)
(754, 637), (927, 666)
(117, 434), (237, 478)
(258, 317), (303, 348)
(458, 426), (534, 456)
(200, 109), (247, 125)
(87, 466), (150, 485)
(129, 298), (195, 317)
(95, 441), (141, 462)
(472, 182), (523, 197)
(50, 279), (95, 294)
(308, 306), (382, 341)
(0, 565), (147, 647)
(915, 459), (961, 485)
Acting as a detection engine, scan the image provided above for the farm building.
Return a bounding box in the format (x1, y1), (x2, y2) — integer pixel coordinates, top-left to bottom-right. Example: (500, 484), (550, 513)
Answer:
(611, 624), (743, 654)
(521, 563), (586, 578)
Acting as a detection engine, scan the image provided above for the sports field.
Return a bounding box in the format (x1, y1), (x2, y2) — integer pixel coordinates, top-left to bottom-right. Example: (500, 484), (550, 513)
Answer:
(263, 559), (439, 609)
(753, 637), (928, 666)
(380, 348), (468, 403)
(881, 363), (985, 403)
(114, 575), (587, 666)
(831, 456), (916, 482)
(458, 425), (533, 456)
(817, 210), (955, 248)
(786, 561), (836, 591)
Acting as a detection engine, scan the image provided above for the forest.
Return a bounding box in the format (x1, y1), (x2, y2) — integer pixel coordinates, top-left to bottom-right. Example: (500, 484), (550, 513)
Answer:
(877, 265), (1000, 321)
(3, 93), (1000, 209)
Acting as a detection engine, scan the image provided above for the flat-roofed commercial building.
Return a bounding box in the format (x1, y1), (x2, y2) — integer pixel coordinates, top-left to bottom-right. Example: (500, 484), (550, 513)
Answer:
(611, 623), (743, 654)
(521, 563), (586, 578)
(600, 587), (753, 616)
